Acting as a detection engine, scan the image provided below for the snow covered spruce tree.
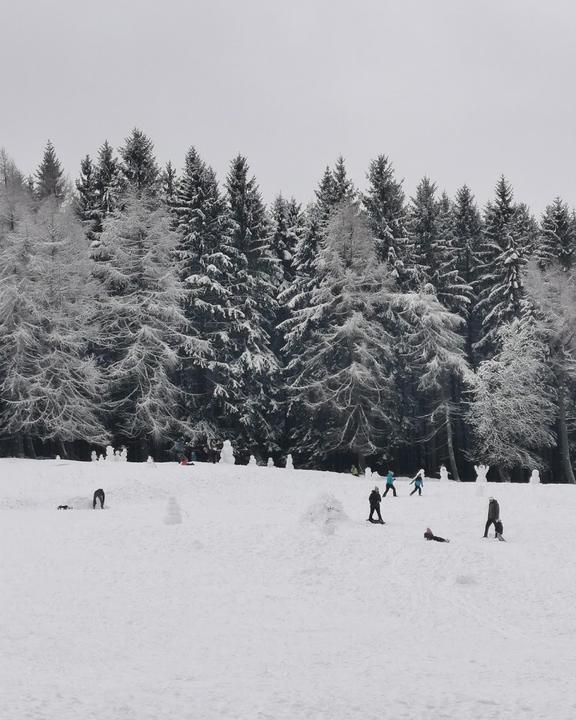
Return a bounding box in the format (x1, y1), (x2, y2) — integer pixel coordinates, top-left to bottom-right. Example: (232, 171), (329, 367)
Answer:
(171, 146), (241, 447)
(475, 176), (529, 356)
(391, 283), (470, 481)
(119, 128), (159, 194)
(286, 200), (398, 469)
(97, 191), (194, 455)
(536, 198), (575, 271)
(76, 141), (124, 260)
(225, 155), (281, 458)
(467, 319), (556, 481)
(452, 185), (483, 365)
(362, 154), (408, 268)
(0, 200), (108, 455)
(36, 141), (66, 203)
(75, 155), (100, 245)
(160, 161), (178, 206)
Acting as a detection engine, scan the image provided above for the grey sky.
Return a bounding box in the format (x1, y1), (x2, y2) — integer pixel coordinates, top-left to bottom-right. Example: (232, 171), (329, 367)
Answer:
(2, 0), (575, 213)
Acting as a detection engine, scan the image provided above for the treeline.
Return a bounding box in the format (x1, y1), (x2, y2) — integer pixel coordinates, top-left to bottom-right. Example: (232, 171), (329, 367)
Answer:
(0, 131), (575, 481)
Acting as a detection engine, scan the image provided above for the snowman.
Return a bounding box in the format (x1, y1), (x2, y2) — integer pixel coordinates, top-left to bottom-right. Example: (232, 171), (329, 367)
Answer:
(529, 469), (541, 484)
(474, 464), (489, 482)
(439, 464), (449, 482)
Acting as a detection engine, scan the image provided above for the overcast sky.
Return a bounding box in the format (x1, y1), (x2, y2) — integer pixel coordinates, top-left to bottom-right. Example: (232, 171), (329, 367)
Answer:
(1, 0), (575, 213)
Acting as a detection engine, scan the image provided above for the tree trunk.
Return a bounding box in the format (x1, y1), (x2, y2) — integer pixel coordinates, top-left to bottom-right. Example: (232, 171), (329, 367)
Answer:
(445, 403), (460, 481)
(557, 383), (576, 484)
(25, 436), (37, 458)
(58, 439), (68, 459)
(357, 451), (366, 474)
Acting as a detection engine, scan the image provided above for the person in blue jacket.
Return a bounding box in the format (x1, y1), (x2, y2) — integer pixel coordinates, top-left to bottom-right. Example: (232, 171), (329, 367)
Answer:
(410, 469), (425, 496)
(383, 470), (397, 497)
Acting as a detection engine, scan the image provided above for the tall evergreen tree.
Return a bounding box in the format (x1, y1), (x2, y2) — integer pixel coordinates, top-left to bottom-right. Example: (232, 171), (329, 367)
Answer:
(363, 154), (407, 263)
(97, 192), (192, 451)
(160, 161), (178, 206)
(391, 283), (470, 481)
(475, 177), (527, 354)
(119, 128), (159, 193)
(452, 185), (482, 363)
(0, 201), (108, 453)
(286, 201), (398, 467)
(171, 147), (241, 446)
(94, 140), (123, 219)
(536, 198), (575, 271)
(36, 141), (65, 202)
(406, 177), (439, 286)
(225, 155), (280, 456)
(75, 155), (99, 245)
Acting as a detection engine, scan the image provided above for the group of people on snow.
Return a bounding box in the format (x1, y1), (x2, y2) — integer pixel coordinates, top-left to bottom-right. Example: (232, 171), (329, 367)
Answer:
(368, 469), (425, 517)
(367, 470), (507, 543)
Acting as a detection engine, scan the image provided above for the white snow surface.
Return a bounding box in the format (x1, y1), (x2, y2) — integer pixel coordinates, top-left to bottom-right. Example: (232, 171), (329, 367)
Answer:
(1, 459), (575, 720)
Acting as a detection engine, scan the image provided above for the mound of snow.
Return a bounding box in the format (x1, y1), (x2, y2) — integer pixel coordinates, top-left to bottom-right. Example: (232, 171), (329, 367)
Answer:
(301, 493), (349, 535)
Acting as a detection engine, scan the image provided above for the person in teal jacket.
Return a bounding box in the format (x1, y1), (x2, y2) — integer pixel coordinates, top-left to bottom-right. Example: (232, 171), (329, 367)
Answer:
(410, 469), (425, 496)
(383, 470), (397, 497)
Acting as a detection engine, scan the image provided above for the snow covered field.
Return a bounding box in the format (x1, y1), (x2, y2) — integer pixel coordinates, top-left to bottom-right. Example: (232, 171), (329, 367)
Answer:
(1, 459), (575, 720)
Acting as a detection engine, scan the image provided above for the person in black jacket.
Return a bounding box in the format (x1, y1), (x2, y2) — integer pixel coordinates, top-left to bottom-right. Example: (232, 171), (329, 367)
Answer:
(368, 486), (384, 523)
(483, 497), (500, 537)
(93, 488), (105, 509)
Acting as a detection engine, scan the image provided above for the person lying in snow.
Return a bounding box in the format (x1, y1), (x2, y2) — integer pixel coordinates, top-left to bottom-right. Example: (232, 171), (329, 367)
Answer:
(179, 456), (194, 466)
(367, 486), (384, 523)
(424, 528), (450, 543)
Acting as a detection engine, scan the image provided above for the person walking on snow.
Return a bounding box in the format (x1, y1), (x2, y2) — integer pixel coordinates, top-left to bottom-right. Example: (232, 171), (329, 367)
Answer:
(368, 486), (384, 523)
(383, 470), (397, 497)
(483, 497), (500, 537)
(424, 527), (450, 543)
(410, 469), (425, 496)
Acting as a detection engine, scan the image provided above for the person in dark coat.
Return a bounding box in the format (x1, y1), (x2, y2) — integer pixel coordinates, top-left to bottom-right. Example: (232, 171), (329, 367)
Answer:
(93, 488), (105, 509)
(483, 497), (500, 537)
(424, 527), (450, 543)
(368, 486), (384, 523)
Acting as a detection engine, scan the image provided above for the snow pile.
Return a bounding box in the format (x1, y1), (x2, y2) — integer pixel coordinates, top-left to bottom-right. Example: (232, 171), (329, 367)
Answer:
(164, 496), (182, 525)
(301, 493), (349, 535)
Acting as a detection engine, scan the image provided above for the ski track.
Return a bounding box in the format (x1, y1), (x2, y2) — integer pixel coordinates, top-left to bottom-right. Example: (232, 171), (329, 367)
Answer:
(1, 459), (576, 720)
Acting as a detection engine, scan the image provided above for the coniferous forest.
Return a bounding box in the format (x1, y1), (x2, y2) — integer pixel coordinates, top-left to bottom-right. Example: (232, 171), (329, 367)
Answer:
(1, 130), (575, 481)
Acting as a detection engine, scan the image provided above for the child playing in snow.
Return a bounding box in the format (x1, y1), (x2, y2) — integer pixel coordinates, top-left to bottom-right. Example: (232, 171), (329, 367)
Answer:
(495, 518), (506, 542)
(383, 470), (397, 497)
(367, 486), (384, 523)
(410, 469), (425, 496)
(424, 527), (450, 543)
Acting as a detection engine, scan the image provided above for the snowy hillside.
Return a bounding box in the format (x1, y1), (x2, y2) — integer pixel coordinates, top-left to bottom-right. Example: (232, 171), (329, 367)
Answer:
(1, 459), (575, 720)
